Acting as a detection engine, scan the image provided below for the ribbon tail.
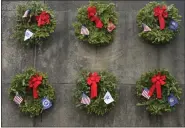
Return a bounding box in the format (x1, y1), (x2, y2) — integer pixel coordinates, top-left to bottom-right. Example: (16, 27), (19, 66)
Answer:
(95, 19), (103, 28)
(156, 84), (162, 99)
(148, 84), (156, 97)
(38, 17), (42, 27)
(33, 88), (38, 99)
(90, 83), (97, 99)
(159, 15), (165, 30)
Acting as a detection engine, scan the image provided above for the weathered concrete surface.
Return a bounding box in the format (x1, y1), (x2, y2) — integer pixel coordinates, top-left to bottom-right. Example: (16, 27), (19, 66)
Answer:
(2, 1), (44, 10)
(2, 1), (28, 10)
(35, 11), (96, 84)
(2, 0), (185, 127)
(96, 10), (158, 84)
(1, 9), (34, 127)
(159, 1), (185, 84)
(2, 10), (34, 83)
(44, 1), (89, 11)
(115, 1), (151, 11)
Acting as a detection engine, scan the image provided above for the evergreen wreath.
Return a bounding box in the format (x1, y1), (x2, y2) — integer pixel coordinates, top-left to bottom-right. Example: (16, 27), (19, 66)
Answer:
(73, 70), (118, 115)
(136, 1), (181, 44)
(9, 68), (55, 117)
(12, 1), (56, 46)
(136, 69), (182, 115)
(73, 1), (118, 46)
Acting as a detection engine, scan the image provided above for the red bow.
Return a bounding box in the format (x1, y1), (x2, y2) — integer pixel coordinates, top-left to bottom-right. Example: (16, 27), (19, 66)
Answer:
(35, 11), (50, 27)
(87, 6), (103, 28)
(154, 6), (168, 30)
(87, 72), (101, 99)
(29, 75), (42, 99)
(148, 73), (166, 99)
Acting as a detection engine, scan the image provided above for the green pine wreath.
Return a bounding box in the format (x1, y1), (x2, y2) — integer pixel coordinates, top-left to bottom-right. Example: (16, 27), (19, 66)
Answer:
(9, 68), (55, 117)
(73, 1), (118, 46)
(12, 1), (56, 46)
(136, 69), (182, 115)
(73, 70), (118, 115)
(136, 1), (181, 44)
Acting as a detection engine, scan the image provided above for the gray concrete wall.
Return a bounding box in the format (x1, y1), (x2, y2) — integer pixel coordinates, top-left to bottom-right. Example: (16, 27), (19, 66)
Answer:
(2, 0), (185, 127)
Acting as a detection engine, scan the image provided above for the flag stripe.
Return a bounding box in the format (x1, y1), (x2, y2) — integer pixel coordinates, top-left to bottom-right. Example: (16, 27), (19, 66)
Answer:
(144, 26), (151, 32)
(16, 96), (22, 101)
(87, 97), (90, 103)
(142, 23), (151, 32)
(84, 98), (89, 103)
(81, 26), (89, 35)
(81, 94), (90, 105)
(23, 10), (29, 17)
(13, 96), (23, 104)
(14, 98), (22, 102)
(82, 97), (89, 104)
(82, 29), (87, 35)
(142, 89), (150, 99)
(82, 29), (87, 34)
(14, 97), (22, 102)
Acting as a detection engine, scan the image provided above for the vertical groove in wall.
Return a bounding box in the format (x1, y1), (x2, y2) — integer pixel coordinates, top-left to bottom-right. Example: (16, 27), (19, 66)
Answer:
(156, 46), (160, 126)
(33, 117), (36, 127)
(96, 46), (97, 58)
(157, 47), (160, 69)
(32, 31), (36, 128)
(183, 1), (185, 125)
(184, 1), (185, 85)
(33, 45), (36, 68)
(33, 0), (47, 126)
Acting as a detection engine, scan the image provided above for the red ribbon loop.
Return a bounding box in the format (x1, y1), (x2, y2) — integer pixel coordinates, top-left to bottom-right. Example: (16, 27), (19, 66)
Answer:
(148, 73), (166, 99)
(87, 72), (101, 99)
(87, 6), (103, 28)
(35, 11), (50, 27)
(154, 5), (168, 30)
(29, 75), (42, 99)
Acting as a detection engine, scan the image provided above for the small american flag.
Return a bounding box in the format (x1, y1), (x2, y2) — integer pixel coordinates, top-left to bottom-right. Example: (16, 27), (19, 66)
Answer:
(81, 26), (89, 35)
(142, 88), (150, 99)
(22, 9), (30, 18)
(13, 95), (23, 105)
(142, 23), (151, 32)
(81, 93), (91, 105)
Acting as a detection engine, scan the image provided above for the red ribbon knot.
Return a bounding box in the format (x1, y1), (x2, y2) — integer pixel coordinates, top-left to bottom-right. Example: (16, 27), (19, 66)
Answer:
(87, 72), (101, 99)
(29, 75), (42, 99)
(87, 6), (103, 28)
(148, 73), (166, 99)
(35, 11), (50, 27)
(154, 5), (168, 30)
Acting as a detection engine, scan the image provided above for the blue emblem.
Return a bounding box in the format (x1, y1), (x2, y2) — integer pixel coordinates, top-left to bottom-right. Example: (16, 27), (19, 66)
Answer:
(168, 94), (178, 107)
(169, 20), (178, 31)
(105, 95), (110, 100)
(42, 98), (52, 110)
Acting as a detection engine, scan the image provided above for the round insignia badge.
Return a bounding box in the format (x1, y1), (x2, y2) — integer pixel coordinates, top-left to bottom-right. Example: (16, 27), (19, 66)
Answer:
(169, 98), (174, 103)
(169, 20), (178, 31)
(43, 99), (49, 106)
(42, 98), (52, 110)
